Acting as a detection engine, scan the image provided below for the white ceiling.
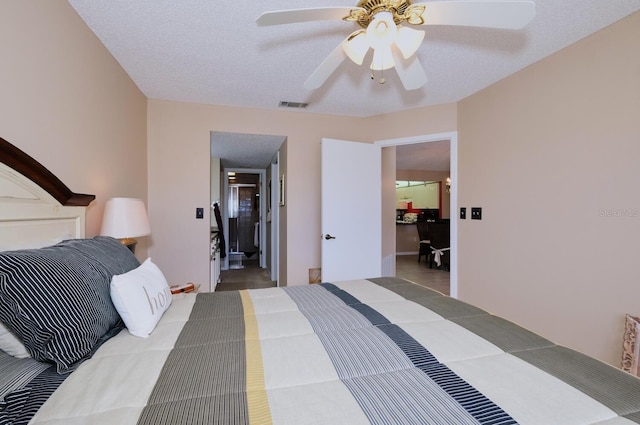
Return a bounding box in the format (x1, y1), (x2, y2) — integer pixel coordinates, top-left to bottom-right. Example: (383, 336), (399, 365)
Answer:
(396, 140), (451, 171)
(68, 0), (640, 170)
(211, 132), (285, 169)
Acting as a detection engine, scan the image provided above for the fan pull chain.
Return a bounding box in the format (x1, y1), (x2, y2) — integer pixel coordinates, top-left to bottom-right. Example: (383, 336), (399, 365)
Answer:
(370, 51), (386, 85)
(370, 69), (387, 85)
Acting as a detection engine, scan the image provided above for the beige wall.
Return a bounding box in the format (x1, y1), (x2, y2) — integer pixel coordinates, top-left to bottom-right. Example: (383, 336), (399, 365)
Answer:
(147, 100), (457, 288)
(381, 147), (397, 273)
(0, 0), (148, 258)
(147, 100), (371, 287)
(457, 11), (640, 365)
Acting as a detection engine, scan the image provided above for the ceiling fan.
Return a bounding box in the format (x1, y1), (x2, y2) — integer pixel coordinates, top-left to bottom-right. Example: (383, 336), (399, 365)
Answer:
(257, 0), (536, 91)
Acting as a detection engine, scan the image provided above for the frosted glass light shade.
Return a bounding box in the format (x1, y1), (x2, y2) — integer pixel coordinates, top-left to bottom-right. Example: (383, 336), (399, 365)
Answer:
(370, 46), (395, 70)
(395, 26), (425, 59)
(100, 198), (151, 239)
(342, 30), (369, 65)
(366, 11), (397, 50)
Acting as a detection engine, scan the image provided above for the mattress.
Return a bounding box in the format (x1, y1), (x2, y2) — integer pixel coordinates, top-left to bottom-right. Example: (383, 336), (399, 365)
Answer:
(5, 277), (640, 425)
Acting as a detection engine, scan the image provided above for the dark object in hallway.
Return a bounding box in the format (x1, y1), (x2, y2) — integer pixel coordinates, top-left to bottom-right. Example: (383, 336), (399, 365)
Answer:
(213, 202), (226, 258)
(427, 221), (450, 270)
(416, 221), (430, 264)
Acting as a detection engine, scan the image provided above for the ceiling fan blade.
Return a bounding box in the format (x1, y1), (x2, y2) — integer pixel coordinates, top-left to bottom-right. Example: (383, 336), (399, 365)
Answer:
(304, 42), (347, 90)
(411, 1), (535, 29)
(257, 7), (365, 26)
(391, 48), (427, 91)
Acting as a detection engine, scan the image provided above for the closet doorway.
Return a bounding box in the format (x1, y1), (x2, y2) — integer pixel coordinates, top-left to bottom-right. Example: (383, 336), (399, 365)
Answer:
(227, 172), (261, 269)
(222, 168), (266, 270)
(210, 131), (285, 289)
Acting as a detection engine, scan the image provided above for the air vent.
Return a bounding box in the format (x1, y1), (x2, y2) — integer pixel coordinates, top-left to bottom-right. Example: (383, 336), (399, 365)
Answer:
(279, 101), (308, 109)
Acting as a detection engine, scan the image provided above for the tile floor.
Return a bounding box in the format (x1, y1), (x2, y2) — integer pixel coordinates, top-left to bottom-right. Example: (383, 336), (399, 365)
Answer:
(215, 258), (276, 292)
(215, 253), (449, 295)
(395, 253), (450, 295)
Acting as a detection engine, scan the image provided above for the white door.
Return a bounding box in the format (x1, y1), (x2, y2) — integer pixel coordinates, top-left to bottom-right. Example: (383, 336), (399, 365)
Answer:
(270, 158), (279, 285)
(321, 138), (381, 281)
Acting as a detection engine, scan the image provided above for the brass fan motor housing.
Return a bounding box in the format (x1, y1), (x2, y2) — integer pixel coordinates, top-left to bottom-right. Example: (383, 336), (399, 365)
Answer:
(345, 0), (426, 28)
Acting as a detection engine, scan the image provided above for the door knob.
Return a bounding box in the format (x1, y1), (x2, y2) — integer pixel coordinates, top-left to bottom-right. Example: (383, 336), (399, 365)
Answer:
(324, 234), (336, 240)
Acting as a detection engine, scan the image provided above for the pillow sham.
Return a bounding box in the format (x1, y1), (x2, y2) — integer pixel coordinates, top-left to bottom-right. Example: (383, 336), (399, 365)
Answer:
(0, 322), (30, 359)
(0, 350), (68, 424)
(0, 350), (48, 401)
(54, 236), (140, 276)
(0, 237), (140, 373)
(110, 258), (172, 338)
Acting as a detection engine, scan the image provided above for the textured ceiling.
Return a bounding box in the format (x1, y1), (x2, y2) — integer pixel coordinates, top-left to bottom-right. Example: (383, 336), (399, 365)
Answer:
(211, 132), (285, 169)
(396, 140), (451, 172)
(68, 0), (640, 170)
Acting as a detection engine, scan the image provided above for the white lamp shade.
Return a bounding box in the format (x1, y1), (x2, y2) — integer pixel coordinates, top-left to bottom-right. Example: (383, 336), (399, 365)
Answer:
(370, 46), (395, 70)
(395, 26), (425, 59)
(342, 30), (369, 65)
(366, 11), (397, 50)
(100, 198), (151, 239)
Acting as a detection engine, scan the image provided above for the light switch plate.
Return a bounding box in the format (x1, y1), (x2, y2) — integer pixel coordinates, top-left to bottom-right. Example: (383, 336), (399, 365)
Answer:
(460, 207), (466, 219)
(196, 207), (204, 219)
(471, 207), (482, 220)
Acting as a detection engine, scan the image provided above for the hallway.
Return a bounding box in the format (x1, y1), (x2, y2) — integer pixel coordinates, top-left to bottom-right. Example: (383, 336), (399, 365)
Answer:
(215, 254), (449, 295)
(215, 258), (276, 292)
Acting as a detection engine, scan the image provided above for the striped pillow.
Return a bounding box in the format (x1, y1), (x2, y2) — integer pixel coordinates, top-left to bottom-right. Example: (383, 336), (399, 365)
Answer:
(0, 322), (30, 358)
(0, 237), (140, 374)
(0, 350), (49, 401)
(0, 350), (68, 424)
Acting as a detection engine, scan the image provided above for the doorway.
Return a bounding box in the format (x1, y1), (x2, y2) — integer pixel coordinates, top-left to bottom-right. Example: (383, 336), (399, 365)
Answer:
(227, 173), (261, 269)
(210, 131), (285, 290)
(376, 131), (458, 298)
(222, 168), (266, 271)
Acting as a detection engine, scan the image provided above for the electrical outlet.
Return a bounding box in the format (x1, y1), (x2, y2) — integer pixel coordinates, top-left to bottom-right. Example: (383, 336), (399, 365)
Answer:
(471, 207), (482, 220)
(196, 207), (204, 219)
(460, 207), (466, 219)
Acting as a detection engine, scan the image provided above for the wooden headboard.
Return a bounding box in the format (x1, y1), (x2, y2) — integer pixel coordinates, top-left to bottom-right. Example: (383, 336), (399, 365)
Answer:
(0, 136), (95, 250)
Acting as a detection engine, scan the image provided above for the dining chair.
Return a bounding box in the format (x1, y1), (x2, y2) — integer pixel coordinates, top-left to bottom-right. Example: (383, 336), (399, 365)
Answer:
(427, 221), (450, 270)
(416, 221), (431, 264)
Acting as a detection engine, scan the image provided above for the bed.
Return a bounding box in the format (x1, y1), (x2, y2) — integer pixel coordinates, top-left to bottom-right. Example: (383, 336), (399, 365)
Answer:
(1, 136), (640, 425)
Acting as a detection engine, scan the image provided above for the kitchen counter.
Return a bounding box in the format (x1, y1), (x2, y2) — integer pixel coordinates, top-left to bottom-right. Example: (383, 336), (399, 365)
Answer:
(396, 221), (418, 253)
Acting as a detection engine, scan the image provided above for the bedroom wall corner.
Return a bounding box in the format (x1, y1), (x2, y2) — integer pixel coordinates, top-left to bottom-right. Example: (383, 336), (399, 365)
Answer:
(456, 11), (640, 366)
(0, 0), (148, 256)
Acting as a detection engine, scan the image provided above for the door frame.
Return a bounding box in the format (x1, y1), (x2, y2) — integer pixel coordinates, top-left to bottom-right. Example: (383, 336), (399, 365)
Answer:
(270, 153), (280, 285)
(375, 131), (458, 298)
(222, 168), (267, 270)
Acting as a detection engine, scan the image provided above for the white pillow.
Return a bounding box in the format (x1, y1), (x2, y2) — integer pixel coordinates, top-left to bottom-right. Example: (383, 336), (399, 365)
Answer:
(0, 322), (31, 358)
(110, 258), (172, 338)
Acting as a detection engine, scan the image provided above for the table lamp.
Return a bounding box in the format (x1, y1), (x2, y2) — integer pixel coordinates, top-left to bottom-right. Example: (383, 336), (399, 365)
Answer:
(100, 198), (151, 253)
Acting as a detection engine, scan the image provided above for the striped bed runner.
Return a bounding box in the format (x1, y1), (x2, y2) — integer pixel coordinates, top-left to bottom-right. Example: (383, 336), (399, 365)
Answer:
(284, 283), (516, 425)
(136, 279), (640, 425)
(138, 283), (514, 424)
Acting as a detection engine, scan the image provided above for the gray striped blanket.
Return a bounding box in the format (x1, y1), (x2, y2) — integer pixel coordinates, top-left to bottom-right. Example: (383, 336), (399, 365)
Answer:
(24, 278), (640, 424)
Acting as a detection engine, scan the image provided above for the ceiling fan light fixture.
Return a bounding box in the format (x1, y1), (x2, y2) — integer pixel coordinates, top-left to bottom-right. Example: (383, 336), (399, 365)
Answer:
(366, 11), (397, 50)
(395, 26), (425, 59)
(370, 46), (395, 71)
(342, 30), (369, 65)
